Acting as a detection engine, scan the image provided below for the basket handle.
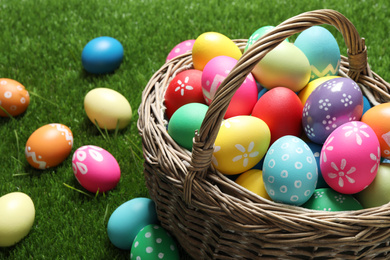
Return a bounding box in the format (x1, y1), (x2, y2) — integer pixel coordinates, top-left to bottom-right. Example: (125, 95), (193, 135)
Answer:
(183, 9), (368, 205)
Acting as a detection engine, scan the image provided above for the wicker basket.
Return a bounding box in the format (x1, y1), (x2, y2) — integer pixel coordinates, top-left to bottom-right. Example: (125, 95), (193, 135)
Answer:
(137, 9), (390, 259)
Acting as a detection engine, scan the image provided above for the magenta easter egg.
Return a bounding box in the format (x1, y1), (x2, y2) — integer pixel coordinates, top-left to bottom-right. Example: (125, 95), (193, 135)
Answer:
(252, 87), (303, 144)
(72, 145), (121, 193)
(320, 121), (380, 194)
(164, 69), (206, 119)
(302, 77), (363, 144)
(166, 39), (195, 62)
(201, 55), (258, 119)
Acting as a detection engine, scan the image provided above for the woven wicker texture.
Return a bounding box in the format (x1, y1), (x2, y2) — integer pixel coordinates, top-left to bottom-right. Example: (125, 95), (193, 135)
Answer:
(138, 9), (390, 259)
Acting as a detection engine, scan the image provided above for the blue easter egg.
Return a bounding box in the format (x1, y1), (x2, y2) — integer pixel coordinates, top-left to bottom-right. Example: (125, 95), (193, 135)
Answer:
(107, 197), (158, 250)
(306, 142), (329, 189)
(294, 26), (340, 82)
(82, 36), (124, 74)
(263, 136), (318, 205)
(362, 95), (372, 115)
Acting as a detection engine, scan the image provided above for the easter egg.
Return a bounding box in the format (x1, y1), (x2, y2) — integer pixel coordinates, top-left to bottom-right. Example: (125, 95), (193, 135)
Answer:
(72, 145), (121, 193)
(131, 225), (179, 260)
(298, 76), (340, 105)
(166, 39), (195, 62)
(212, 116), (271, 175)
(0, 78), (30, 117)
(168, 103), (209, 150)
(355, 164), (390, 208)
(252, 87), (303, 144)
(302, 188), (363, 211)
(361, 102), (390, 159)
(294, 26), (340, 82)
(81, 36), (124, 74)
(107, 197), (158, 250)
(251, 41), (311, 92)
(362, 96), (372, 115)
(320, 121), (380, 194)
(84, 88), (132, 130)
(302, 77), (363, 144)
(263, 136), (318, 206)
(201, 56), (258, 118)
(235, 169), (271, 199)
(192, 32), (242, 71)
(306, 142), (328, 189)
(25, 123), (73, 169)
(164, 69), (205, 119)
(244, 25), (289, 53)
(0, 192), (35, 247)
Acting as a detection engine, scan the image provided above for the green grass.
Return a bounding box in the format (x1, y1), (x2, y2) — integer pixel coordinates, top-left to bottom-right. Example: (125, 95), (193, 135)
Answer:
(0, 0), (389, 259)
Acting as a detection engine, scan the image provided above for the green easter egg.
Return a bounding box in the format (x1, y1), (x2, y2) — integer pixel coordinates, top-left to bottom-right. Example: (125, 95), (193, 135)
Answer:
(356, 164), (390, 208)
(168, 103), (208, 150)
(131, 224), (179, 260)
(244, 26), (289, 53)
(302, 188), (363, 211)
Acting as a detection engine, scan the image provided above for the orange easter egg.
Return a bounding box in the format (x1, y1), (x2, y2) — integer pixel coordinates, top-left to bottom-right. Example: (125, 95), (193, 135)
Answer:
(0, 78), (30, 117)
(362, 103), (390, 159)
(25, 124), (73, 169)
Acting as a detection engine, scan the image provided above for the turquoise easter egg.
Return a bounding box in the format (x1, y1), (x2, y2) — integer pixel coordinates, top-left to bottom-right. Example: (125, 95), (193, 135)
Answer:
(294, 26), (341, 82)
(262, 135), (318, 206)
(107, 198), (158, 250)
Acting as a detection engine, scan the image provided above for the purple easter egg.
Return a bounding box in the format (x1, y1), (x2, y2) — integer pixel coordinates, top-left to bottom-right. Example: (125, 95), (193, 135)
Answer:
(302, 77), (363, 144)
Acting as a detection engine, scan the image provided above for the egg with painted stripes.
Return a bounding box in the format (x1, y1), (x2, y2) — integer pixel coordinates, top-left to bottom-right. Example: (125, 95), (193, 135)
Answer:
(25, 123), (73, 169)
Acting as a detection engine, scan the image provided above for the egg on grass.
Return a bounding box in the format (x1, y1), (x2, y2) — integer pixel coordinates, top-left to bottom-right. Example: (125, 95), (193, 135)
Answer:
(81, 36), (124, 74)
(84, 88), (132, 131)
(0, 192), (35, 247)
(107, 198), (158, 250)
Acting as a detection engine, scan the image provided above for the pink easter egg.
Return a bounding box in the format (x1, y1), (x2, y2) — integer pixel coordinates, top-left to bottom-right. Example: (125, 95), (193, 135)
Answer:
(320, 121), (380, 194)
(72, 145), (121, 193)
(166, 39), (195, 62)
(201, 55), (258, 119)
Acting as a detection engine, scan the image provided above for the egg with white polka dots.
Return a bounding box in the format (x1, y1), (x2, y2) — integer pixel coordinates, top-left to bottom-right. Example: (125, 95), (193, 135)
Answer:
(263, 135), (318, 206)
(0, 78), (30, 117)
(166, 39), (195, 62)
(302, 77), (363, 144)
(131, 224), (179, 260)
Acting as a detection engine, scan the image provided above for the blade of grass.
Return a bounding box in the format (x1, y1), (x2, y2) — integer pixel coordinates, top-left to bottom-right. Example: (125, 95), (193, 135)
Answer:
(0, 106), (16, 121)
(63, 183), (94, 198)
(94, 119), (109, 141)
(29, 91), (59, 107)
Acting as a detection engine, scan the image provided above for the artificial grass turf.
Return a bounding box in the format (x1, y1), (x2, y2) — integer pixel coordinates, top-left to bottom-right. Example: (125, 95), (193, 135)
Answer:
(0, 0), (389, 259)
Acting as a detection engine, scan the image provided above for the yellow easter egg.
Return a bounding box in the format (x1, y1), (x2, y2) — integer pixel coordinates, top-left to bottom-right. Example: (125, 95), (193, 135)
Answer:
(212, 116), (271, 175)
(0, 192), (35, 247)
(235, 169), (271, 200)
(298, 76), (340, 105)
(252, 41), (311, 92)
(192, 32), (242, 71)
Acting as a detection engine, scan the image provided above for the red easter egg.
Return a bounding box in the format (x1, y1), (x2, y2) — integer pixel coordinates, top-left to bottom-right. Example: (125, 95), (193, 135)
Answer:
(164, 69), (206, 119)
(251, 87), (303, 144)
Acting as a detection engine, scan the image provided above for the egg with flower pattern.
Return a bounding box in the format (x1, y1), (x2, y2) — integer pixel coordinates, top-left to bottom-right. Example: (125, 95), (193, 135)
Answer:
(164, 69), (205, 119)
(212, 116), (271, 175)
(320, 121), (380, 194)
(302, 77), (363, 144)
(72, 145), (120, 193)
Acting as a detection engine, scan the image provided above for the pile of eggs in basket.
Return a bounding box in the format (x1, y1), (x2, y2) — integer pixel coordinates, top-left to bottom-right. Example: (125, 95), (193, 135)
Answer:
(165, 26), (390, 211)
